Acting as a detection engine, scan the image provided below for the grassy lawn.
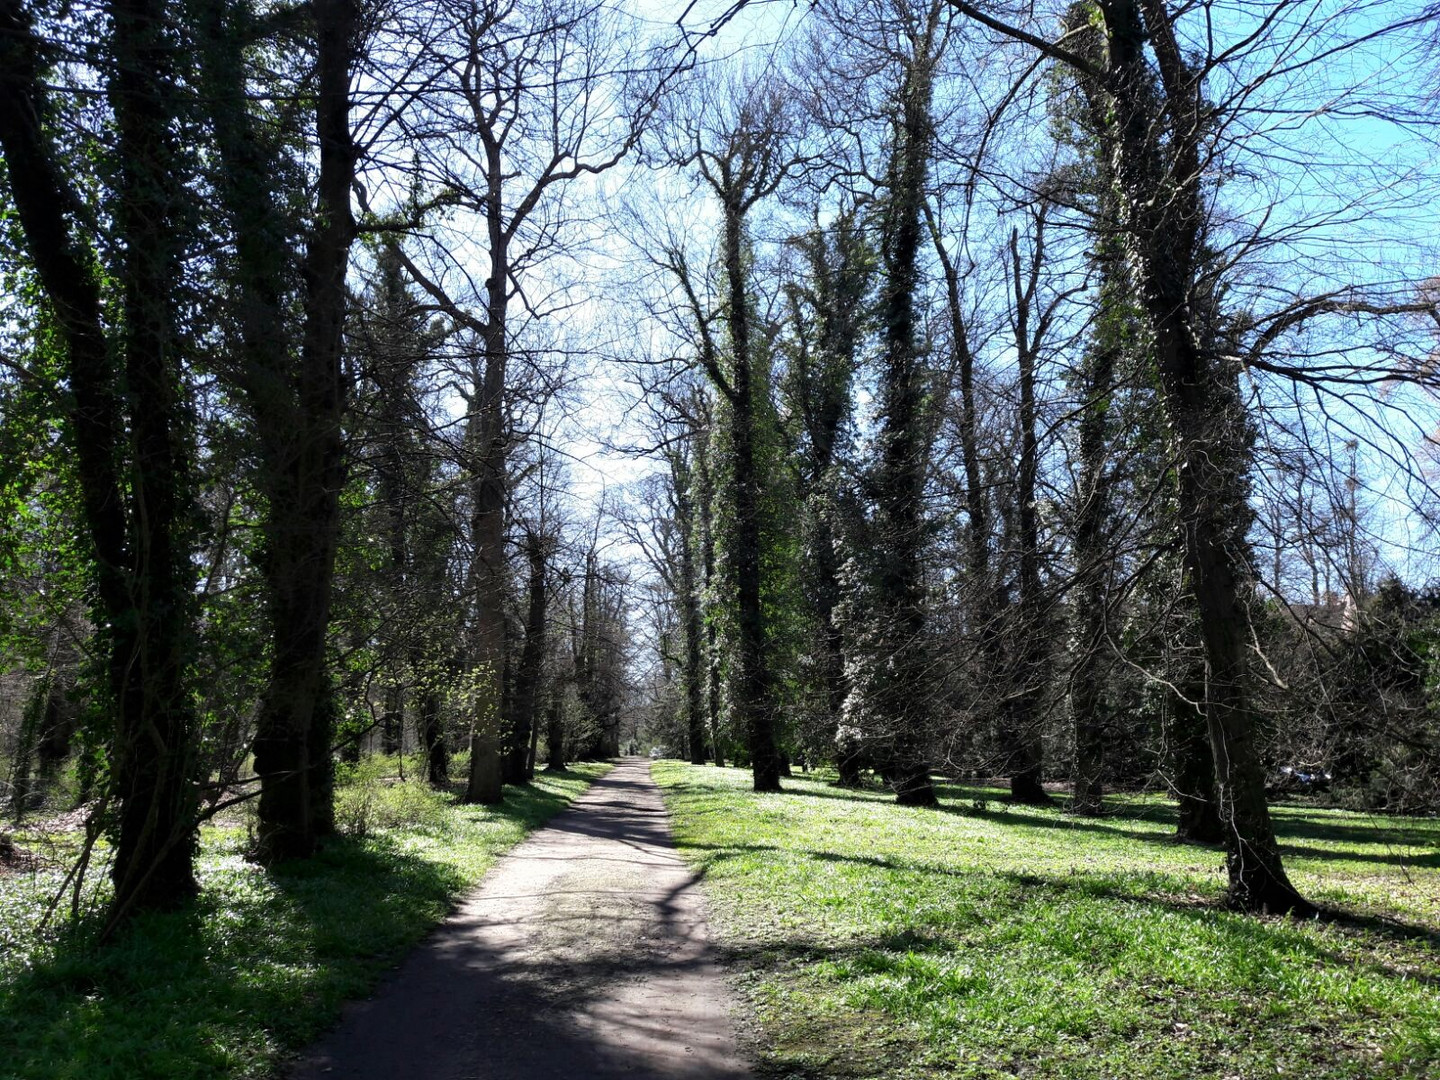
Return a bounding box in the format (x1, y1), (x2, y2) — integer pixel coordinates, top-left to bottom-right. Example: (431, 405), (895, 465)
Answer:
(654, 763), (1440, 1080)
(0, 761), (610, 1080)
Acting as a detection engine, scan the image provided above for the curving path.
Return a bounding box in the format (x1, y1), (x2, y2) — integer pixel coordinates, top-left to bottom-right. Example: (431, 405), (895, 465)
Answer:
(288, 757), (750, 1080)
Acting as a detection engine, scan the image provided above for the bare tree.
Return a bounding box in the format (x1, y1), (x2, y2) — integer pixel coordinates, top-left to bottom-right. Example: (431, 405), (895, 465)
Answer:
(389, 0), (655, 802)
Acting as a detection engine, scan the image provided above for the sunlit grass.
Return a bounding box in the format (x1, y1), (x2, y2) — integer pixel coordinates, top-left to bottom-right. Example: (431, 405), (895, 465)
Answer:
(0, 761), (609, 1080)
(654, 763), (1440, 1080)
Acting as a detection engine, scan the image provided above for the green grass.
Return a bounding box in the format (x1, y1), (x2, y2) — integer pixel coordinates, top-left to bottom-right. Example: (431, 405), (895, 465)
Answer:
(654, 763), (1440, 1080)
(0, 761), (609, 1080)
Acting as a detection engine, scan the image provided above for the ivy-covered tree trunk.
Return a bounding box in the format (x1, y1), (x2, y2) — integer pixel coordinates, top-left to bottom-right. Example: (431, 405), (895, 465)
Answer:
(1068, 261), (1121, 817)
(785, 214), (868, 788)
(0, 0), (201, 923)
(1168, 667), (1223, 843)
(249, 0), (358, 860)
(871, 13), (940, 807)
(695, 435), (726, 768)
(505, 533), (549, 783)
(1097, 0), (1308, 912)
(463, 203), (510, 805)
(719, 198), (783, 793)
(1069, 366), (1113, 815)
(195, 0), (358, 862)
(672, 452), (709, 766)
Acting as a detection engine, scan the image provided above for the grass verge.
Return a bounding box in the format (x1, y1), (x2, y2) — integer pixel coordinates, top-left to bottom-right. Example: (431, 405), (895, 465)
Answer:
(654, 763), (1440, 1080)
(0, 761), (610, 1080)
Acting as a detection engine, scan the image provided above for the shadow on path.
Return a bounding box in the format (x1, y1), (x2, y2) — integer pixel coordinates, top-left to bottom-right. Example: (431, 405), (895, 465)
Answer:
(288, 758), (749, 1080)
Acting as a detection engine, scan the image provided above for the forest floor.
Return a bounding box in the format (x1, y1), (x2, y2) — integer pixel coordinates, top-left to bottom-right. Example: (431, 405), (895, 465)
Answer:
(654, 762), (1440, 1080)
(288, 754), (749, 1079)
(0, 758), (609, 1080)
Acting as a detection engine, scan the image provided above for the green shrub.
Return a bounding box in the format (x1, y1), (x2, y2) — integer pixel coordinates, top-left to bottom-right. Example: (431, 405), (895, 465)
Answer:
(333, 756), (449, 838)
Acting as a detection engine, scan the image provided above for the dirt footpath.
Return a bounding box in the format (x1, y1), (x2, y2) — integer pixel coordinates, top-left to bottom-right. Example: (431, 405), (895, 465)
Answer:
(288, 757), (750, 1080)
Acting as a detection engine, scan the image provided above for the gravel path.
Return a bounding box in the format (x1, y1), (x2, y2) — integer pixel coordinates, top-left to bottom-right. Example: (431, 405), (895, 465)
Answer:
(288, 757), (750, 1079)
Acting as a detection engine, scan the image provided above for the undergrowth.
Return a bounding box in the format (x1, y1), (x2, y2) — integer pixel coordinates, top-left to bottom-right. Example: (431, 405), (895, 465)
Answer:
(0, 759), (609, 1079)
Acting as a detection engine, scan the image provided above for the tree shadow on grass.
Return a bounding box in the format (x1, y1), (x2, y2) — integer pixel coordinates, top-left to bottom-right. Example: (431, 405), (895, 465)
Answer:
(686, 865), (1439, 1080)
(679, 828), (1440, 975)
(768, 778), (1439, 869)
(0, 782), (591, 1080)
(1280, 843), (1440, 869)
(995, 869), (1440, 987)
(0, 839), (462, 1078)
(689, 839), (1440, 985)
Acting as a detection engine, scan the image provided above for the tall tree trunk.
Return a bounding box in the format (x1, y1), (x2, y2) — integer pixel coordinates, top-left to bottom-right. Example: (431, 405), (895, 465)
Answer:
(196, 0), (358, 862)
(933, 209), (1009, 799)
(375, 279), (412, 763)
(720, 199), (782, 793)
(250, 0), (357, 860)
(0, 0), (201, 922)
(1098, 0), (1307, 912)
(107, 0), (201, 911)
(1004, 225), (1052, 807)
(1068, 237), (1123, 816)
(506, 534), (549, 783)
(419, 687), (449, 787)
(672, 454), (708, 766)
(787, 216), (865, 788)
(873, 17), (940, 808)
(696, 437), (726, 768)
(106, 0), (202, 922)
(464, 180), (509, 805)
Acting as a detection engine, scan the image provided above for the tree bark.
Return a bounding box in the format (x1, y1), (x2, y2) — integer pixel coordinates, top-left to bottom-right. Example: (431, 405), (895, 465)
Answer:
(0, 0), (200, 922)
(787, 217), (865, 787)
(696, 435), (726, 768)
(197, 0), (358, 862)
(673, 455), (709, 766)
(463, 151), (510, 805)
(933, 204), (1010, 801)
(1168, 669), (1223, 843)
(873, 14), (941, 808)
(1069, 270), (1120, 816)
(419, 687), (449, 787)
(719, 197), (782, 793)
(1097, 0), (1308, 912)
(506, 533), (549, 783)
(1004, 224), (1053, 807)
(252, 0), (357, 860)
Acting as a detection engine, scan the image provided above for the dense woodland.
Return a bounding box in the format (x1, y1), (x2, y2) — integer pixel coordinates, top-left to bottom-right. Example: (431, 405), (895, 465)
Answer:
(2, 0), (1439, 944)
